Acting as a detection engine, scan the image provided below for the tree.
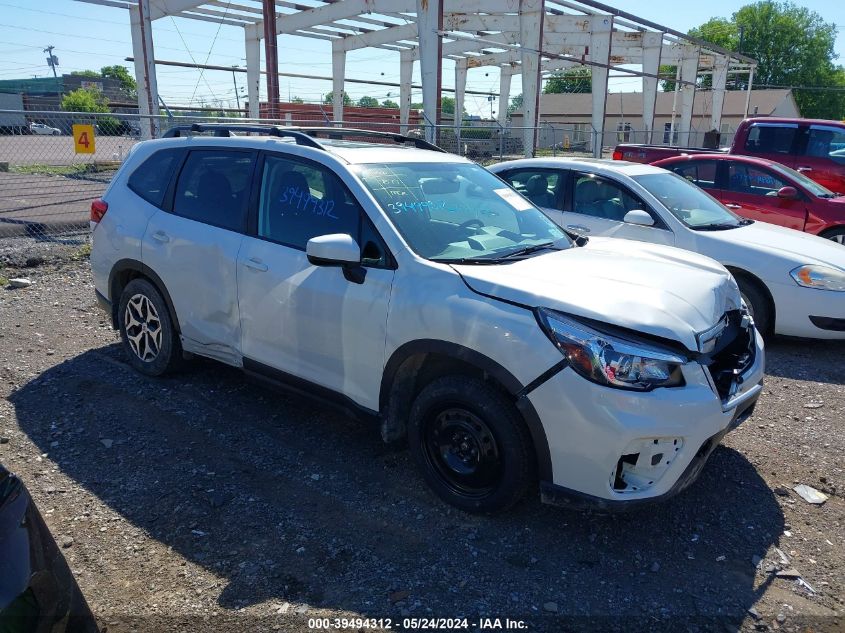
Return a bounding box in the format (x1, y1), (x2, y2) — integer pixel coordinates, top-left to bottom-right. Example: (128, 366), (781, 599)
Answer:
(676, 2), (845, 118)
(410, 102), (424, 110)
(100, 65), (137, 97)
(543, 67), (591, 93)
(61, 87), (109, 113)
(357, 95), (380, 107)
(507, 93), (523, 115)
(70, 70), (101, 79)
(290, 96), (304, 104)
(323, 91), (352, 106)
(440, 95), (467, 117)
(382, 99), (399, 109)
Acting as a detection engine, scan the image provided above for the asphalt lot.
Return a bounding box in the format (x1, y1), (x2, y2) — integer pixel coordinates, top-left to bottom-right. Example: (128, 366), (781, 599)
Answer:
(0, 253), (843, 633)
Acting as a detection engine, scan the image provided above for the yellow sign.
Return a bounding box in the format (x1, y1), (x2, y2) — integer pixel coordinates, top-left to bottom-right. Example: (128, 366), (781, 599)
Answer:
(73, 124), (95, 154)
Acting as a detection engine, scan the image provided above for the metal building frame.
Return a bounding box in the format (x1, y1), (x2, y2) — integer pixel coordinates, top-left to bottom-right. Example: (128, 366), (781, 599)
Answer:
(74, 0), (757, 156)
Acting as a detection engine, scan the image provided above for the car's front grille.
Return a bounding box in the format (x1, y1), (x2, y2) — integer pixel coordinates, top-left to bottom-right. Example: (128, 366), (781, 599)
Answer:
(702, 310), (755, 401)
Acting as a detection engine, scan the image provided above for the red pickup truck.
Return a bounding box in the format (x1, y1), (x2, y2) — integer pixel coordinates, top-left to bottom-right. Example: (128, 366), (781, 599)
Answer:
(613, 117), (845, 193)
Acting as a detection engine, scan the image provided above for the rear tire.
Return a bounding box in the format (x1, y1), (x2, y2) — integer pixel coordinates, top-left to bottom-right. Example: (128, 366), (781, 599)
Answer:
(735, 275), (772, 336)
(408, 376), (534, 514)
(117, 278), (181, 376)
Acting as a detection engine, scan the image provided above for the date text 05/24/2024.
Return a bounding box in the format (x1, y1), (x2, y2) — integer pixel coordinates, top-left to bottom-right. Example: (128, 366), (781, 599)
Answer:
(308, 617), (529, 630)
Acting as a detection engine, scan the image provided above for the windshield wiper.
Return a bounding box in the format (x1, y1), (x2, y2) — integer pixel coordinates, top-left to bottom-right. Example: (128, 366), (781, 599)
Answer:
(430, 256), (502, 265)
(693, 222), (743, 231)
(490, 242), (562, 260)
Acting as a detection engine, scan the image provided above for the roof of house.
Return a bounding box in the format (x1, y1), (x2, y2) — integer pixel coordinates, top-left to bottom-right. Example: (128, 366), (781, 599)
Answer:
(511, 89), (796, 119)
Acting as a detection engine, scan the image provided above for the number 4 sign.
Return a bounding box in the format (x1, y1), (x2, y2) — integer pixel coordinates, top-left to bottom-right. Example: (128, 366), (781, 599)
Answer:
(73, 124), (95, 154)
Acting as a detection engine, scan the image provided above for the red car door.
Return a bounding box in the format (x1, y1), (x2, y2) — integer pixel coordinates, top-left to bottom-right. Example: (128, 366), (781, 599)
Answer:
(721, 162), (808, 230)
(795, 124), (845, 194)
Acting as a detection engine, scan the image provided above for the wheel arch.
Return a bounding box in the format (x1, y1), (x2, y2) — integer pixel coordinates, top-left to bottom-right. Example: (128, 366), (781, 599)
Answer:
(819, 224), (845, 241)
(108, 259), (181, 333)
(725, 265), (776, 335)
(380, 340), (553, 482)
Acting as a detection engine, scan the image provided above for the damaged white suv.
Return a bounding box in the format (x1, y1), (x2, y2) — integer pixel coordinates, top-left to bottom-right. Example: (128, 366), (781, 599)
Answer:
(90, 125), (764, 513)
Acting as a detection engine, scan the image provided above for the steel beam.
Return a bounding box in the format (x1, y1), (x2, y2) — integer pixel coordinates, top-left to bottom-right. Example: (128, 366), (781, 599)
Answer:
(641, 30), (662, 144)
(590, 14), (612, 157)
(417, 0), (443, 144)
(245, 31), (261, 118)
(520, 0), (545, 157)
(332, 41), (346, 123)
(130, 1), (159, 139)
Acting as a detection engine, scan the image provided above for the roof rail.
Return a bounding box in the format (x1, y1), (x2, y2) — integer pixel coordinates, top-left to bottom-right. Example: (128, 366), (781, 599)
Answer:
(292, 127), (447, 153)
(162, 123), (324, 149)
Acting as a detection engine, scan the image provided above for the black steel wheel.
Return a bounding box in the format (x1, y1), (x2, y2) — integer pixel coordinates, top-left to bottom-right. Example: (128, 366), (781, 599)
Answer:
(408, 376), (534, 514)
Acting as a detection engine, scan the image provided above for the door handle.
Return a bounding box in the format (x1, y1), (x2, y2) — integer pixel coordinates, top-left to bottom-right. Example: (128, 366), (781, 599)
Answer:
(797, 166), (812, 172)
(151, 230), (170, 243)
(244, 257), (268, 272)
(725, 203), (741, 209)
(566, 224), (591, 233)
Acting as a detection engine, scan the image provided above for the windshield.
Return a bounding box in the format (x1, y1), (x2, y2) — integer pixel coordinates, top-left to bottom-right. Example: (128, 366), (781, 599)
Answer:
(354, 162), (571, 262)
(764, 161), (838, 198)
(633, 172), (747, 230)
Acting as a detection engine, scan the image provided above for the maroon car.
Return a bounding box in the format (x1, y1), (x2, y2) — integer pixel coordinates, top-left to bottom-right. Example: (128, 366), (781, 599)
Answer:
(652, 154), (845, 244)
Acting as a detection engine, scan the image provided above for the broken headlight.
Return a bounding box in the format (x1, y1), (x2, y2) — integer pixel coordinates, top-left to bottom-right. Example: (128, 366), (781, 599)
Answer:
(536, 309), (686, 391)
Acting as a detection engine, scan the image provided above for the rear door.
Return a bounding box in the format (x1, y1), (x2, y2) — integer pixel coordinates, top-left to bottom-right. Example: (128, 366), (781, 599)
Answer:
(142, 148), (256, 365)
(236, 152), (395, 410)
(739, 122), (799, 169)
(721, 161), (807, 230)
(795, 124), (845, 193)
(664, 159), (722, 199)
(557, 171), (675, 245)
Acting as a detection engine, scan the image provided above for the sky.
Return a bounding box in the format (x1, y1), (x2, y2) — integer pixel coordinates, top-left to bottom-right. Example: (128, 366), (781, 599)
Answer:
(0, 0), (843, 118)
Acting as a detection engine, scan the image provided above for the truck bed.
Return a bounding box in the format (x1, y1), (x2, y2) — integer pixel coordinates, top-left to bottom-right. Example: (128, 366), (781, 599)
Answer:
(613, 144), (728, 164)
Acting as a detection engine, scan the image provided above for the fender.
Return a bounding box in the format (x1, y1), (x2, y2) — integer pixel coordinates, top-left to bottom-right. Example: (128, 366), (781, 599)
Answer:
(108, 259), (181, 332)
(381, 339), (553, 482)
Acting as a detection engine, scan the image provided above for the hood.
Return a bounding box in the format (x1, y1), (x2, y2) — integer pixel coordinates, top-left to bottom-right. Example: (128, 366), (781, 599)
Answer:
(703, 221), (845, 269)
(453, 238), (741, 351)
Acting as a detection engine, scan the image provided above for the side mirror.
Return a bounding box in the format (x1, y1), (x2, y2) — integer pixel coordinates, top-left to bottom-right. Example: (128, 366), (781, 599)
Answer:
(777, 186), (798, 199)
(623, 209), (655, 227)
(306, 234), (361, 267)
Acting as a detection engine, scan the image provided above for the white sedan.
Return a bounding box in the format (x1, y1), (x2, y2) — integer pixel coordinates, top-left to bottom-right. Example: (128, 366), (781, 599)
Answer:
(29, 122), (61, 135)
(489, 158), (845, 339)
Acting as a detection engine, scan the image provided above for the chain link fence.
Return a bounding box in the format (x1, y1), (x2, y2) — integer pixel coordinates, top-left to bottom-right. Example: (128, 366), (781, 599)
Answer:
(0, 109), (605, 270)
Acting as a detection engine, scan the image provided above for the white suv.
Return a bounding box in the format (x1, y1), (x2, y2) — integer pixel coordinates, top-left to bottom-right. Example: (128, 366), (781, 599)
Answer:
(90, 125), (764, 513)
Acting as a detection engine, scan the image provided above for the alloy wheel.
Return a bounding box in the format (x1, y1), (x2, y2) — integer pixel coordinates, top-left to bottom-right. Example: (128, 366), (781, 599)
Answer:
(123, 294), (163, 362)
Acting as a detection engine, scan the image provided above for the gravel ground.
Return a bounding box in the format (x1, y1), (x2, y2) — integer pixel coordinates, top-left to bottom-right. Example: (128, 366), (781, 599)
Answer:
(0, 251), (843, 633)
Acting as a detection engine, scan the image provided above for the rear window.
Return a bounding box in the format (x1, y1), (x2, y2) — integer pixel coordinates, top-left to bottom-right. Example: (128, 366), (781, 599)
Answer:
(670, 160), (718, 188)
(127, 148), (182, 208)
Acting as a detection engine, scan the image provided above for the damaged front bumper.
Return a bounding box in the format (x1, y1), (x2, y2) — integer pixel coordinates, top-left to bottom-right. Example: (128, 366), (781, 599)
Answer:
(529, 327), (765, 511)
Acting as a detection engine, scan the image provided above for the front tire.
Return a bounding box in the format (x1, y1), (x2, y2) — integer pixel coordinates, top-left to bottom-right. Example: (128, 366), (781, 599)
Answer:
(117, 278), (181, 376)
(408, 376), (534, 514)
(821, 227), (845, 245)
(736, 275), (772, 336)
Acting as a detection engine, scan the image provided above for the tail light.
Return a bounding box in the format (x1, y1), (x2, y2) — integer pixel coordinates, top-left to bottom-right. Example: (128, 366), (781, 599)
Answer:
(90, 198), (108, 224)
(612, 150), (623, 160)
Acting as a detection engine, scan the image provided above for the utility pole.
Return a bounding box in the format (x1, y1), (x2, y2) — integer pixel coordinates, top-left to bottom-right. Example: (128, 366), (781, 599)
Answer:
(231, 65), (241, 110)
(738, 26), (745, 55)
(43, 45), (58, 79)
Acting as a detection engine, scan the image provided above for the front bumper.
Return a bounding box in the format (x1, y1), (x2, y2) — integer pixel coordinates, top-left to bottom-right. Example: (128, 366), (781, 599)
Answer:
(769, 280), (845, 339)
(529, 329), (765, 508)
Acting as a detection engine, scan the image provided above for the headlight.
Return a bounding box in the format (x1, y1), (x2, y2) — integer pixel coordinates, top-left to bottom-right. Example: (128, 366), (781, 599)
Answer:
(790, 265), (845, 292)
(536, 309), (686, 391)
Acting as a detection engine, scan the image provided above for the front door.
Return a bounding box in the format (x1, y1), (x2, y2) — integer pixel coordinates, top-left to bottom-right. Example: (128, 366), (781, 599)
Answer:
(721, 161), (808, 231)
(558, 172), (675, 246)
(796, 124), (845, 194)
(237, 153), (395, 410)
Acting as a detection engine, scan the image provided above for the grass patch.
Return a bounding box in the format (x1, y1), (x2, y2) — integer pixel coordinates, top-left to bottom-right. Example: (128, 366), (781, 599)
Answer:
(73, 242), (92, 260)
(10, 161), (120, 177)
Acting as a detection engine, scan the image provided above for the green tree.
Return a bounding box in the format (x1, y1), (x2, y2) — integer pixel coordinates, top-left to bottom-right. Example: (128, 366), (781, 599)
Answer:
(440, 95), (467, 117)
(674, 2), (845, 118)
(357, 95), (380, 107)
(382, 99), (399, 108)
(507, 93), (523, 115)
(543, 67), (591, 93)
(61, 87), (109, 113)
(410, 102), (424, 110)
(290, 96), (304, 104)
(323, 91), (352, 106)
(70, 70), (101, 79)
(100, 65), (137, 97)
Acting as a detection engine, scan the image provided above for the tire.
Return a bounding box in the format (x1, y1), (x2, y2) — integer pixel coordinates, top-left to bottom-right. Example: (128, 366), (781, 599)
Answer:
(821, 227), (845, 245)
(408, 376), (534, 514)
(735, 275), (772, 336)
(52, 130), (59, 136)
(117, 278), (181, 376)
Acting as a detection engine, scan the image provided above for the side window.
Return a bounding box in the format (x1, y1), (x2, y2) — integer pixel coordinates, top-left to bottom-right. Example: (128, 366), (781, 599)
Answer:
(172, 150), (255, 232)
(258, 155), (361, 251)
(805, 126), (845, 163)
(572, 174), (648, 222)
(670, 161), (718, 189)
(128, 148), (182, 208)
(744, 124), (796, 154)
(501, 169), (561, 209)
(727, 164), (787, 196)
